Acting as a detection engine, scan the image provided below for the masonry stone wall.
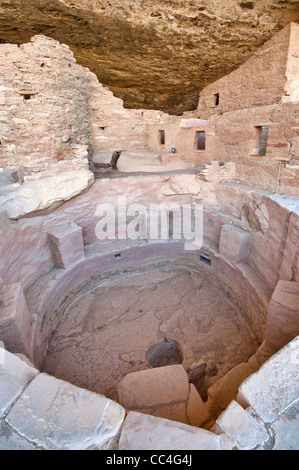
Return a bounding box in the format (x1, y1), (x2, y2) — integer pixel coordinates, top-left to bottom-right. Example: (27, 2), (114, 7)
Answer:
(0, 35), (177, 178)
(196, 23), (299, 119)
(0, 36), (93, 175)
(89, 85), (178, 154)
(213, 102), (299, 195)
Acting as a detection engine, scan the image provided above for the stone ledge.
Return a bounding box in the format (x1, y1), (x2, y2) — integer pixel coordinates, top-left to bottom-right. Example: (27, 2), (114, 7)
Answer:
(0, 168), (94, 220)
(216, 400), (269, 450)
(0, 350), (38, 418)
(237, 336), (299, 423)
(270, 399), (299, 450)
(4, 370), (125, 450)
(118, 411), (223, 450)
(0, 339), (299, 450)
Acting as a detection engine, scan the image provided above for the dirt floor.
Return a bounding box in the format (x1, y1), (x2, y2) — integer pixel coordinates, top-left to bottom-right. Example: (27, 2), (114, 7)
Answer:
(42, 266), (260, 401)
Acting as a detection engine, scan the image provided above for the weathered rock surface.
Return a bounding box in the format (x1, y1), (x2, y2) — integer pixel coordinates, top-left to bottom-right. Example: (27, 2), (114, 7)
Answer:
(117, 364), (189, 410)
(0, 281), (32, 356)
(119, 411), (223, 450)
(216, 400), (269, 450)
(116, 149), (194, 172)
(0, 168), (94, 219)
(5, 372), (125, 450)
(0, 1), (298, 113)
(265, 280), (299, 353)
(0, 421), (40, 450)
(237, 336), (299, 423)
(271, 399), (299, 450)
(0, 350), (38, 418)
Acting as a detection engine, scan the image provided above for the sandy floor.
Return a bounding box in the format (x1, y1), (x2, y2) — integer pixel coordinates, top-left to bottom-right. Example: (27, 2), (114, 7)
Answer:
(42, 267), (260, 401)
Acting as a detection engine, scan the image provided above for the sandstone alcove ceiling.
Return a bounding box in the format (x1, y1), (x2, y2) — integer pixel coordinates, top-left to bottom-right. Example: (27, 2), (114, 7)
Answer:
(0, 0), (299, 113)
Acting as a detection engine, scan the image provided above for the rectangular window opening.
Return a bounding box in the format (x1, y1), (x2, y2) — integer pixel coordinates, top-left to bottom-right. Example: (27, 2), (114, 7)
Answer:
(22, 94), (34, 100)
(159, 130), (165, 145)
(252, 126), (269, 156)
(214, 93), (220, 106)
(195, 131), (206, 151)
(200, 254), (211, 266)
(114, 253), (121, 259)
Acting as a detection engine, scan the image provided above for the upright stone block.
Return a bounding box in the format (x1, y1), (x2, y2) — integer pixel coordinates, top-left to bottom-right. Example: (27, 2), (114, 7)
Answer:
(237, 336), (299, 423)
(117, 364), (190, 423)
(189, 359), (206, 395)
(265, 280), (299, 353)
(0, 281), (32, 356)
(219, 224), (251, 264)
(47, 222), (85, 269)
(117, 364), (189, 410)
(186, 384), (212, 428)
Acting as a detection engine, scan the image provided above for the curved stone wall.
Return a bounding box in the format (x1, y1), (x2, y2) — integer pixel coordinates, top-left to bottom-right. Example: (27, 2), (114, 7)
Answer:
(0, 175), (299, 449)
(0, 176), (298, 360)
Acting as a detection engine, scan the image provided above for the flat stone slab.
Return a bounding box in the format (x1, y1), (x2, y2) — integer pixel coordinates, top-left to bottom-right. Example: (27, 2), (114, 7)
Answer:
(117, 150), (162, 172)
(117, 364), (189, 410)
(119, 411), (222, 450)
(237, 336), (299, 423)
(216, 400), (269, 450)
(0, 169), (94, 219)
(5, 373), (125, 450)
(271, 399), (299, 450)
(0, 350), (38, 418)
(117, 150), (193, 173)
(0, 421), (39, 450)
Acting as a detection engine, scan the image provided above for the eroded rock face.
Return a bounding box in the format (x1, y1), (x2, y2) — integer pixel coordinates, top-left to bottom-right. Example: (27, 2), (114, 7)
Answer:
(0, 0), (298, 113)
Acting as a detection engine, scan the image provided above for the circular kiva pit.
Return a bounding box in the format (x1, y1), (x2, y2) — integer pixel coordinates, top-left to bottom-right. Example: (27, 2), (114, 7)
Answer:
(3, 183), (299, 432)
(40, 265), (259, 401)
(29, 240), (270, 426)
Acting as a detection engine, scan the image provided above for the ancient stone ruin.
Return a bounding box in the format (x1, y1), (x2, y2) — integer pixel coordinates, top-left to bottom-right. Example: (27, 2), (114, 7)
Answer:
(0, 22), (299, 450)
